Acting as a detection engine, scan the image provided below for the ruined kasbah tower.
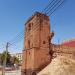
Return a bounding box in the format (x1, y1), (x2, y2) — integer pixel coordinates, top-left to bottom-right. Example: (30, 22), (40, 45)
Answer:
(21, 12), (54, 75)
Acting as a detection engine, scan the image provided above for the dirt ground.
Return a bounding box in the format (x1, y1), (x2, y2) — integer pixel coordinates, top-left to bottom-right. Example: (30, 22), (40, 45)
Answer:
(37, 56), (75, 75)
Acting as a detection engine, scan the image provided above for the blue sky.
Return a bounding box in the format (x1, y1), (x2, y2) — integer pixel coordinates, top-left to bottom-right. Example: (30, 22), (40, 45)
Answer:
(0, 0), (75, 53)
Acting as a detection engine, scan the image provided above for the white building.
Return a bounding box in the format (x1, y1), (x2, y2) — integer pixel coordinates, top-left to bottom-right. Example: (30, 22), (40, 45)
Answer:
(11, 53), (22, 65)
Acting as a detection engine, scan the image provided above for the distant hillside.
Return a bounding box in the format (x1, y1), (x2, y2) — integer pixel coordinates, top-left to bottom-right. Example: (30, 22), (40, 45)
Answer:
(61, 39), (75, 47)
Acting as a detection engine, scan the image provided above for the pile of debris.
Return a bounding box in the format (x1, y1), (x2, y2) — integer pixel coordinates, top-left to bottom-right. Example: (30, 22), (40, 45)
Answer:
(37, 56), (75, 75)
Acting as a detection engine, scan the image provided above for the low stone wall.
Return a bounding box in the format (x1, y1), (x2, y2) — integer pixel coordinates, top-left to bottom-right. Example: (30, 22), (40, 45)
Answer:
(52, 44), (75, 59)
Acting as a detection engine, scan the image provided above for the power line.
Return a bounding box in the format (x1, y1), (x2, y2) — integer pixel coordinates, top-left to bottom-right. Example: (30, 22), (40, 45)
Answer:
(9, 30), (24, 43)
(48, 0), (65, 16)
(0, 1), (66, 74)
(8, 30), (24, 46)
(9, 0), (65, 43)
(0, 44), (6, 51)
(46, 0), (62, 14)
(12, 0), (64, 41)
(42, 0), (56, 13)
(9, 13), (41, 46)
(43, 0), (64, 16)
(2, 42), (10, 75)
(9, 15), (43, 47)
(42, 0), (59, 13)
(7, 0), (65, 49)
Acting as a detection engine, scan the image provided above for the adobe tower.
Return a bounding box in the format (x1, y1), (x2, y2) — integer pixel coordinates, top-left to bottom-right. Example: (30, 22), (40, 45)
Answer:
(21, 12), (54, 75)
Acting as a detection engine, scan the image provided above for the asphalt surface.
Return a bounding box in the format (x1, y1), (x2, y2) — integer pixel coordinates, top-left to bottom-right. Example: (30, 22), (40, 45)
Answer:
(5, 69), (21, 75)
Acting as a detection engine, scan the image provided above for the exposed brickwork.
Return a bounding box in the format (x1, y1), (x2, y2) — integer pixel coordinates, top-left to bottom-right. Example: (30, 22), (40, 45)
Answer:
(21, 12), (53, 75)
(51, 44), (75, 59)
(21, 12), (75, 75)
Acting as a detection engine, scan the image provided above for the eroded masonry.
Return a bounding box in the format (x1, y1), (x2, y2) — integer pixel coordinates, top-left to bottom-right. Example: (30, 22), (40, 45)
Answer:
(21, 12), (75, 75)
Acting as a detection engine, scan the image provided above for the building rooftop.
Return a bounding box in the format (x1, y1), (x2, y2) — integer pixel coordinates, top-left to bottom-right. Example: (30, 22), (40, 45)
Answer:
(61, 39), (75, 47)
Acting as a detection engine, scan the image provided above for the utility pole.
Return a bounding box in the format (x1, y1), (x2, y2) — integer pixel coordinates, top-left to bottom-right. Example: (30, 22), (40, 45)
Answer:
(2, 42), (9, 75)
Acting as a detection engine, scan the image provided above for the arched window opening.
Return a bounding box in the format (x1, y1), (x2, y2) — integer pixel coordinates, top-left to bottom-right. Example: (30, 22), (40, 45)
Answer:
(28, 23), (31, 31)
(43, 41), (46, 44)
(28, 23), (33, 31)
(28, 40), (30, 48)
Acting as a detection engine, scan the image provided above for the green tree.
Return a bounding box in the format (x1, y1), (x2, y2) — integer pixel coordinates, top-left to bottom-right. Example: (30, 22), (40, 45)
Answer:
(13, 56), (19, 65)
(0, 51), (20, 67)
(0, 53), (2, 65)
(0, 51), (11, 66)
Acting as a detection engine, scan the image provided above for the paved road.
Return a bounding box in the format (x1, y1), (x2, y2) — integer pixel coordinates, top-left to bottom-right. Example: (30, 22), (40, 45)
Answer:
(5, 70), (21, 75)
